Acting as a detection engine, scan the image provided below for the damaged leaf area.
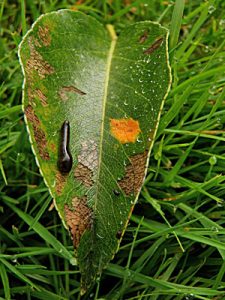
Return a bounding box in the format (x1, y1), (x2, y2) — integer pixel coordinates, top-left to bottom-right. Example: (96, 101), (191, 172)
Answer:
(118, 151), (148, 195)
(64, 197), (93, 248)
(19, 10), (171, 293)
(110, 118), (141, 144)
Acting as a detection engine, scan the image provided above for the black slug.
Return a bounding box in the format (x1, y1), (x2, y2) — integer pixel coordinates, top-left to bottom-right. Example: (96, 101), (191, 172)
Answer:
(58, 120), (73, 173)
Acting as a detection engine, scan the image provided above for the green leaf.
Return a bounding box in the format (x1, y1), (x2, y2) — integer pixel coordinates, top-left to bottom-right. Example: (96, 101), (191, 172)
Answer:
(18, 9), (171, 292)
(0, 263), (10, 300)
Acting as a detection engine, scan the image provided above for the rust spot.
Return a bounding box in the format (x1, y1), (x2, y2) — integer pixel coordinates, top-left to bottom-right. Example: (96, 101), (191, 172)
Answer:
(55, 171), (67, 195)
(118, 151), (148, 195)
(139, 30), (148, 44)
(64, 196), (93, 248)
(24, 105), (50, 160)
(110, 118), (141, 144)
(78, 140), (98, 171)
(38, 26), (51, 47)
(74, 163), (93, 188)
(144, 37), (163, 55)
(58, 86), (86, 101)
(26, 37), (54, 79)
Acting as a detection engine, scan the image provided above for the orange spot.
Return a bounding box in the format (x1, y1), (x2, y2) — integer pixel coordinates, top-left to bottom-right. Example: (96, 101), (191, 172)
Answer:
(110, 118), (141, 144)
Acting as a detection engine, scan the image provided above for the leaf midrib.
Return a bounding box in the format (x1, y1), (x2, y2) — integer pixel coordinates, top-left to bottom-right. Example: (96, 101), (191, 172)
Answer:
(94, 25), (117, 211)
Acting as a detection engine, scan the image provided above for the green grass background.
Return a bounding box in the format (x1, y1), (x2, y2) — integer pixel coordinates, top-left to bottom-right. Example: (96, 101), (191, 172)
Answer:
(1, 0), (225, 299)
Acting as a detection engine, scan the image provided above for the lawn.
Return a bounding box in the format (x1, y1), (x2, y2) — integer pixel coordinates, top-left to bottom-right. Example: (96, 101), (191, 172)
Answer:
(1, 0), (225, 299)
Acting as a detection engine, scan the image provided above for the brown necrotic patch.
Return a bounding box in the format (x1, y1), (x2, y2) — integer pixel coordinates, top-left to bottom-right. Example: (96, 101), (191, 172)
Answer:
(38, 26), (51, 47)
(74, 163), (93, 188)
(27, 88), (35, 105)
(26, 37), (54, 79)
(144, 37), (164, 55)
(55, 171), (67, 195)
(24, 105), (49, 160)
(58, 86), (86, 101)
(118, 151), (148, 196)
(110, 118), (141, 144)
(33, 37), (42, 48)
(78, 140), (98, 171)
(34, 89), (48, 106)
(25, 104), (40, 125)
(28, 88), (48, 107)
(33, 125), (50, 160)
(64, 196), (93, 248)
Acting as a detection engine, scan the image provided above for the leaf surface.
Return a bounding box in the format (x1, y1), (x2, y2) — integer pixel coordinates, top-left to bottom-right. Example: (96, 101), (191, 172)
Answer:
(18, 10), (171, 292)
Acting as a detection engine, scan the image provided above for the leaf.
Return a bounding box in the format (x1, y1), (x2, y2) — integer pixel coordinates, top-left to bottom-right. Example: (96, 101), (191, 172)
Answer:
(18, 9), (171, 292)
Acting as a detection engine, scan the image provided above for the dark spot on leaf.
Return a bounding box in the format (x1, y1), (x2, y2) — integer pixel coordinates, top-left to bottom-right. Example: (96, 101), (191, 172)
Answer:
(74, 163), (93, 188)
(64, 196), (93, 248)
(113, 189), (120, 196)
(58, 86), (86, 101)
(24, 105), (50, 160)
(144, 37), (163, 55)
(139, 30), (148, 44)
(118, 151), (148, 196)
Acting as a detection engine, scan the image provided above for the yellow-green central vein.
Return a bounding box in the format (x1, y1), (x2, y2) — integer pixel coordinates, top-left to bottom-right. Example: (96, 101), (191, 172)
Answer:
(94, 25), (117, 210)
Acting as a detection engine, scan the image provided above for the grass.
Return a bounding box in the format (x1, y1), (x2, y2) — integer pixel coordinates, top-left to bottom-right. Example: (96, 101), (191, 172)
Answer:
(1, 0), (225, 299)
